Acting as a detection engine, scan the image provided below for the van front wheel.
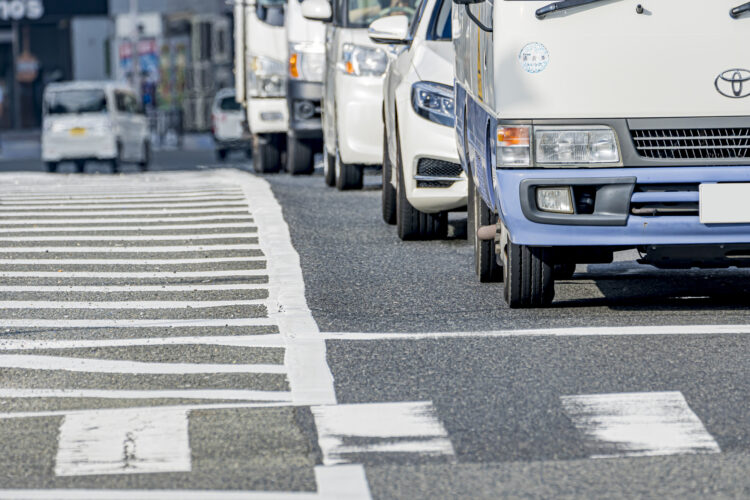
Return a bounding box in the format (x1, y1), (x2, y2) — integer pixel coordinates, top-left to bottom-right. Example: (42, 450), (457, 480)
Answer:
(45, 162), (58, 173)
(503, 242), (555, 308)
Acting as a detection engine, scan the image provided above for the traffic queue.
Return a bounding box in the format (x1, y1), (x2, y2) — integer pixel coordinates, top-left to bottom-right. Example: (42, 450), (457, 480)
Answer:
(235, 0), (750, 309)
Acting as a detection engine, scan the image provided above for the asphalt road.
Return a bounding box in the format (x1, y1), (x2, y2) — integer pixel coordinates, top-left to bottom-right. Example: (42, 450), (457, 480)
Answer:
(0, 149), (747, 499)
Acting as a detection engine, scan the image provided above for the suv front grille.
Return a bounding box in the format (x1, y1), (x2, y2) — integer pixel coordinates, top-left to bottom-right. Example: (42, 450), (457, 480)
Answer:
(631, 128), (750, 160)
(416, 159), (462, 188)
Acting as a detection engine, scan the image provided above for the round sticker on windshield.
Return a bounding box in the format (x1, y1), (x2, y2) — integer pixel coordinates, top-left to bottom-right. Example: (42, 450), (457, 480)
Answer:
(519, 43), (549, 74)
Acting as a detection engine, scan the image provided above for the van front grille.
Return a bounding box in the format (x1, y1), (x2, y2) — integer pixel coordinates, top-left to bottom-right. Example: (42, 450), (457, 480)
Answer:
(630, 128), (750, 160)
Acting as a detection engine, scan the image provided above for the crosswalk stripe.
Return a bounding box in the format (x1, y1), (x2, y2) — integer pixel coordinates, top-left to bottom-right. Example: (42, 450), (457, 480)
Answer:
(0, 388), (292, 401)
(0, 257), (265, 265)
(0, 270), (264, 278)
(0, 201), (248, 210)
(0, 245), (261, 253)
(0, 223), (257, 233)
(0, 216), (254, 225)
(561, 391), (721, 458)
(0, 318), (276, 327)
(2, 196), (245, 205)
(0, 334), (287, 350)
(0, 208), (250, 216)
(0, 300), (267, 308)
(0, 193), (244, 202)
(55, 408), (192, 476)
(0, 489), (318, 499)
(0, 354), (286, 374)
(0, 284), (270, 292)
(0, 233), (257, 242)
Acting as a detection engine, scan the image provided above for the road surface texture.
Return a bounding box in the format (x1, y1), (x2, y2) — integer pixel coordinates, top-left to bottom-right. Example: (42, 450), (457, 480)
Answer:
(0, 151), (746, 499)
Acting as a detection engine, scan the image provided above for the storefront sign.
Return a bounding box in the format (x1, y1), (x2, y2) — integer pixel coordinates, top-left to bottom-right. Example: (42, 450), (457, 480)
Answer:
(0, 0), (43, 21)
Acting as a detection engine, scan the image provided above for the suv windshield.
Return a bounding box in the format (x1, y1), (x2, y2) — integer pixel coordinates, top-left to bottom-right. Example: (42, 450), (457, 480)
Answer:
(45, 89), (108, 115)
(347, 0), (421, 28)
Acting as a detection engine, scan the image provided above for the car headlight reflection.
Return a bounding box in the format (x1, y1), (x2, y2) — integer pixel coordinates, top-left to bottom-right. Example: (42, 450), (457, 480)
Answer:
(411, 81), (454, 128)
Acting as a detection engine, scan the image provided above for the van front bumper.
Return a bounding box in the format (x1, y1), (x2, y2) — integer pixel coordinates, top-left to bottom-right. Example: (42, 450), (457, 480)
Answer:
(496, 165), (750, 247)
(42, 134), (117, 162)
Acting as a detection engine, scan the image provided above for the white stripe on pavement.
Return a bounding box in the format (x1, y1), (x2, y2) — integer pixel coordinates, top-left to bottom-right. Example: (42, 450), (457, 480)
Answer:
(1, 196), (244, 204)
(0, 257), (264, 265)
(55, 408), (191, 476)
(0, 233), (256, 242)
(0, 490), (316, 499)
(0, 270), (264, 278)
(0, 223), (257, 233)
(561, 391), (721, 459)
(0, 201), (248, 210)
(0, 208), (249, 216)
(0, 388), (292, 401)
(0, 284), (269, 292)
(0, 318), (276, 328)
(311, 402), (455, 466)
(0, 300), (266, 309)
(0, 334), (287, 350)
(0, 244), (260, 253)
(0, 354), (285, 374)
(0, 216), (254, 225)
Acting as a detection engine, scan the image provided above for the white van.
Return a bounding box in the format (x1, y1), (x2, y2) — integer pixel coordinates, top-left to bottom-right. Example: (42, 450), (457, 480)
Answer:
(41, 81), (150, 173)
(454, 0), (750, 307)
(212, 87), (252, 161)
(235, 0), (289, 173)
(303, 0), (421, 190)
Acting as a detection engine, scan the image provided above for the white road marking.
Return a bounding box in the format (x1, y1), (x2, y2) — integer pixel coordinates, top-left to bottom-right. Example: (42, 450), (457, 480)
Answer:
(0, 318), (276, 328)
(0, 301), (264, 309)
(0, 490), (317, 499)
(0, 257), (264, 265)
(0, 334), (287, 350)
(561, 391), (721, 458)
(0, 354), (286, 374)
(310, 401), (455, 465)
(0, 388), (292, 401)
(320, 324), (750, 339)
(0, 244), (260, 253)
(0, 215), (254, 225)
(0, 201), (248, 210)
(0, 270), (264, 278)
(55, 408), (191, 476)
(1, 196), (245, 205)
(0, 223), (257, 233)
(315, 465), (372, 500)
(0, 284), (269, 292)
(0, 233), (256, 242)
(0, 208), (249, 216)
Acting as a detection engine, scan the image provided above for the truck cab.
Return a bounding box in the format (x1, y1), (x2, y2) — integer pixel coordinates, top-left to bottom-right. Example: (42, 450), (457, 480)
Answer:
(235, 0), (289, 173)
(453, 0), (750, 307)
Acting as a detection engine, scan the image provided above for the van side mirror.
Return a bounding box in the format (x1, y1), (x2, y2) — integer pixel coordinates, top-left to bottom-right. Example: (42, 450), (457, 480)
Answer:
(453, 0), (483, 4)
(302, 0), (332, 22)
(368, 15), (410, 45)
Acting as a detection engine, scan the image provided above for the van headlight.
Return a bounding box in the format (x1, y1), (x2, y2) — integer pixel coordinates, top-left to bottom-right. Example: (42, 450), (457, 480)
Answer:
(411, 82), (454, 127)
(338, 43), (387, 77)
(496, 125), (620, 168)
(535, 127), (619, 165)
(289, 42), (325, 82)
(248, 55), (286, 98)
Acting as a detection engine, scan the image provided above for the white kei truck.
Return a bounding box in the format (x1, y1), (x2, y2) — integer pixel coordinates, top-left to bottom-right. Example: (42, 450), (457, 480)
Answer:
(453, 0), (750, 308)
(235, 0), (289, 173)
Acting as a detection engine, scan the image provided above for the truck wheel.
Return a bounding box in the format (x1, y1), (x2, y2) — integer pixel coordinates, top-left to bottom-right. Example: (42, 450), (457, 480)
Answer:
(468, 172), (503, 282)
(216, 148), (228, 161)
(503, 242), (555, 308)
(381, 129), (397, 225)
(287, 135), (315, 175)
(395, 135), (447, 240)
(139, 141), (151, 172)
(335, 153), (363, 191)
(45, 162), (58, 173)
(323, 150), (336, 187)
(253, 134), (283, 174)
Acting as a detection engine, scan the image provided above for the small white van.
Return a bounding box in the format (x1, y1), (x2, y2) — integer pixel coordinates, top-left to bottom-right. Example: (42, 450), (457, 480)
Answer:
(42, 81), (150, 173)
(212, 87), (252, 161)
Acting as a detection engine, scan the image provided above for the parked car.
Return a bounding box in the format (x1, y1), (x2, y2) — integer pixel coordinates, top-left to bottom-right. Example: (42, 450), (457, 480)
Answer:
(212, 88), (252, 161)
(41, 81), (150, 173)
(370, 0), (464, 240)
(303, 0), (421, 190)
(286, 0), (326, 174)
(454, 0), (750, 307)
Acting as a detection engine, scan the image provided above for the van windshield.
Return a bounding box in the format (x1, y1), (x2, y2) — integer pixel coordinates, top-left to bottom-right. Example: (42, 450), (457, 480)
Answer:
(46, 89), (108, 115)
(347, 0), (421, 28)
(257, 0), (286, 27)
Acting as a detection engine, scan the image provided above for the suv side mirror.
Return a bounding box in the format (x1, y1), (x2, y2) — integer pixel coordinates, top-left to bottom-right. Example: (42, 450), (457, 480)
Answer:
(302, 0), (332, 22)
(368, 15), (410, 45)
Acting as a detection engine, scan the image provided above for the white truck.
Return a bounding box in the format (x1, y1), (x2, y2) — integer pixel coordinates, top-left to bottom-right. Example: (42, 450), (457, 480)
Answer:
(235, 0), (289, 173)
(454, 0), (750, 307)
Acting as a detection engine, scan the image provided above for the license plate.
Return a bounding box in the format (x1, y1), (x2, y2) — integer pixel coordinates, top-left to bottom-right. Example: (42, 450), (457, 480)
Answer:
(699, 183), (750, 224)
(69, 128), (86, 136)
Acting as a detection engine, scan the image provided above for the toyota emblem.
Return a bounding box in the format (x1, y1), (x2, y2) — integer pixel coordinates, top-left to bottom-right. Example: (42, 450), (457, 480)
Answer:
(715, 69), (750, 98)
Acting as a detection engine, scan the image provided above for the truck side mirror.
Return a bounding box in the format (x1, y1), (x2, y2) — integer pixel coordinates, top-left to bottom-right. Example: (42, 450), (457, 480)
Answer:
(368, 15), (410, 45)
(302, 0), (332, 22)
(453, 0), (483, 4)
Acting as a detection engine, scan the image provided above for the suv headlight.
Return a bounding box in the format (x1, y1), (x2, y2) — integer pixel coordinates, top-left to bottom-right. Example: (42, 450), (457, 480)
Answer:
(496, 125), (620, 168)
(248, 55), (286, 98)
(338, 43), (387, 77)
(289, 42), (325, 82)
(411, 82), (454, 128)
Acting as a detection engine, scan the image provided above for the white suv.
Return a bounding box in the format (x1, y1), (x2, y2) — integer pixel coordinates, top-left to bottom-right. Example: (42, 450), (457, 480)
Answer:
(370, 0), (463, 239)
(42, 81), (150, 174)
(303, 0), (421, 190)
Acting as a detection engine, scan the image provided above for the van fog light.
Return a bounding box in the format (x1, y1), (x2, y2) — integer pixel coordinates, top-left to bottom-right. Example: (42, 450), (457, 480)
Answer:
(536, 187), (573, 214)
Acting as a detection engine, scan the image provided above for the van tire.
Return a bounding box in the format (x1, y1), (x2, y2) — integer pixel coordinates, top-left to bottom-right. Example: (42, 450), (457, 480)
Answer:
(335, 153), (363, 191)
(253, 134), (283, 174)
(468, 168), (503, 282)
(324, 150), (336, 187)
(216, 148), (228, 161)
(75, 160), (86, 174)
(287, 135), (315, 175)
(111, 143), (122, 173)
(395, 134), (447, 240)
(381, 129), (397, 225)
(503, 242), (555, 308)
(45, 162), (58, 173)
(139, 141), (150, 171)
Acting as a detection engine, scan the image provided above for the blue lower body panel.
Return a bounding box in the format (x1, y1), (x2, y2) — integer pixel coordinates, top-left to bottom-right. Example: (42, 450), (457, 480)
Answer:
(496, 165), (750, 247)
